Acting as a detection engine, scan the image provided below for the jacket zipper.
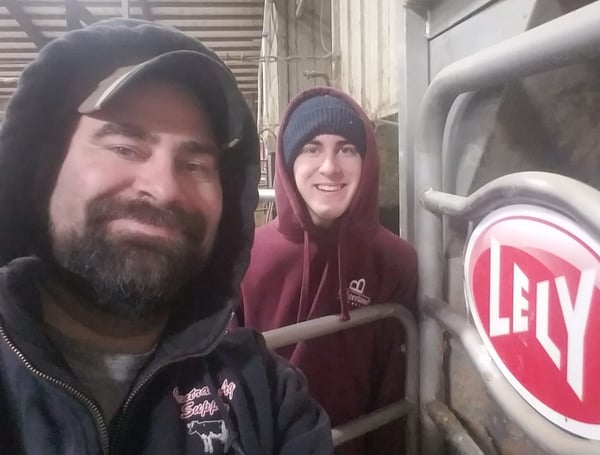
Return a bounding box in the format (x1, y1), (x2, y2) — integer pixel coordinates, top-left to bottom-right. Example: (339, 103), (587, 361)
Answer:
(110, 311), (234, 455)
(0, 321), (110, 455)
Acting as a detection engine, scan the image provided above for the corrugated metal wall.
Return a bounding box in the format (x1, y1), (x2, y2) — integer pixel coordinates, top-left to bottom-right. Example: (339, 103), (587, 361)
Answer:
(257, 0), (285, 134)
(331, 0), (400, 119)
(257, 0), (403, 231)
(258, 0), (333, 134)
(258, 0), (399, 129)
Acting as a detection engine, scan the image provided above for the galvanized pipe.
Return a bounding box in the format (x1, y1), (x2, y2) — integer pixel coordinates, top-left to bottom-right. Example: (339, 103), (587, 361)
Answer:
(426, 399), (484, 455)
(264, 303), (417, 405)
(263, 303), (418, 451)
(331, 401), (413, 447)
(422, 171), (600, 233)
(258, 187), (275, 202)
(415, 3), (600, 452)
(425, 170), (600, 218)
(424, 298), (600, 454)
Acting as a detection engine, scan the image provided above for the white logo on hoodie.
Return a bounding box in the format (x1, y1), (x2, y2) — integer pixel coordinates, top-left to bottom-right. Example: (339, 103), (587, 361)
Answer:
(347, 278), (371, 307)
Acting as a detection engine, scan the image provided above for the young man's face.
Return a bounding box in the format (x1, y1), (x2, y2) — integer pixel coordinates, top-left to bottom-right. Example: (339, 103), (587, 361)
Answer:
(48, 79), (223, 318)
(292, 134), (362, 228)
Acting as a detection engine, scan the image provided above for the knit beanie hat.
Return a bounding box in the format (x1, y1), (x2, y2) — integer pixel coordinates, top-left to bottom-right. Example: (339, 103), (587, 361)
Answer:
(282, 94), (366, 169)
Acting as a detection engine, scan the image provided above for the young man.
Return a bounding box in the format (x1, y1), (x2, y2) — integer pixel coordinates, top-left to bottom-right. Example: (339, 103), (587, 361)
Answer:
(0, 19), (332, 454)
(239, 88), (418, 455)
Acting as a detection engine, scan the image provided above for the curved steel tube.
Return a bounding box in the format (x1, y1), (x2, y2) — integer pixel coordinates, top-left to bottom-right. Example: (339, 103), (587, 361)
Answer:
(263, 303), (418, 450)
(422, 172), (600, 234)
(331, 401), (413, 447)
(415, 3), (600, 452)
(424, 298), (600, 454)
(258, 187), (275, 202)
(426, 399), (484, 455)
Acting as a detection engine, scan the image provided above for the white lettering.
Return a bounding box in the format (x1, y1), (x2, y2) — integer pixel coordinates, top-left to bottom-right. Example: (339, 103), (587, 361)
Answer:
(555, 269), (595, 400)
(512, 264), (529, 333)
(535, 280), (561, 368)
(489, 237), (510, 336)
(485, 238), (597, 401)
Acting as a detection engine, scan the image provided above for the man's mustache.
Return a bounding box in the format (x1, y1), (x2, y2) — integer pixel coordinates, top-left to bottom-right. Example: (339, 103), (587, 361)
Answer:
(86, 198), (206, 242)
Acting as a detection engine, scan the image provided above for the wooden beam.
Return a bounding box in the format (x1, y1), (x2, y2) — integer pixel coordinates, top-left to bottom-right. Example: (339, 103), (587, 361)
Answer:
(4, 0), (49, 49)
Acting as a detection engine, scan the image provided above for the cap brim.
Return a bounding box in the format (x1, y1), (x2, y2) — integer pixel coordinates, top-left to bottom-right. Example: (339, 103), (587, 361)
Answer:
(78, 50), (246, 150)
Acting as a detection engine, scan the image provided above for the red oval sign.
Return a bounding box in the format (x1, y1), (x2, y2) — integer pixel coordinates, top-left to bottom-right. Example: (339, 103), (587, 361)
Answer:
(464, 205), (600, 439)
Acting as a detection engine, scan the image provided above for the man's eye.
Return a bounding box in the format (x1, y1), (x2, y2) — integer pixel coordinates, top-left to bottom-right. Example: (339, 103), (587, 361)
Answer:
(183, 161), (218, 178)
(186, 162), (207, 172)
(301, 146), (320, 155)
(340, 145), (358, 155)
(109, 145), (139, 159)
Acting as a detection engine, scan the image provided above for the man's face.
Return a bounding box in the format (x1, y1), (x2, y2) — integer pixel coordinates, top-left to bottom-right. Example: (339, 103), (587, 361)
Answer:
(48, 79), (223, 319)
(292, 134), (362, 228)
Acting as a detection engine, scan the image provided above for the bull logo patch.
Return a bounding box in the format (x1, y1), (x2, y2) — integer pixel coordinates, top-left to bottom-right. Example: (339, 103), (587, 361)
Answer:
(187, 420), (230, 454)
(464, 205), (600, 439)
(173, 379), (238, 453)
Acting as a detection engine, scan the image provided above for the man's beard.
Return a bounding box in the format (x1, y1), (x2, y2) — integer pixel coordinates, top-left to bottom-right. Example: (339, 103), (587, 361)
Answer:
(49, 197), (211, 320)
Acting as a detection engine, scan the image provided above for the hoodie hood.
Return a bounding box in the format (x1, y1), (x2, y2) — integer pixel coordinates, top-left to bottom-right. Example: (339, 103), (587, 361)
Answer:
(274, 86), (379, 240)
(0, 19), (260, 334)
(256, 87), (381, 320)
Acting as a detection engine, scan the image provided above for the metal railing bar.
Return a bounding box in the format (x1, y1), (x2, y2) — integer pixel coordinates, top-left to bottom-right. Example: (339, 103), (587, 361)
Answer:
(415, 4), (600, 452)
(258, 187), (275, 202)
(426, 399), (484, 455)
(263, 303), (418, 452)
(421, 172), (600, 232)
(263, 303), (418, 406)
(331, 401), (412, 447)
(423, 297), (600, 455)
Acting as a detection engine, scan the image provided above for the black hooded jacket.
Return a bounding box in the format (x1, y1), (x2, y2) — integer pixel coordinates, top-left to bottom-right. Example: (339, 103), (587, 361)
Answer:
(0, 19), (332, 455)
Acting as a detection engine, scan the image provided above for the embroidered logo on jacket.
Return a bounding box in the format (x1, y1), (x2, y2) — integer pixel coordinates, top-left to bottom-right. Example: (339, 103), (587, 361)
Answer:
(347, 278), (371, 307)
(173, 379), (237, 419)
(187, 419), (229, 454)
(173, 379), (238, 453)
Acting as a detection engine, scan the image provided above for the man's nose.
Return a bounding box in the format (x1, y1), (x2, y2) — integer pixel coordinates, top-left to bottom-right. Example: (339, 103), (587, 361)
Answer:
(133, 157), (182, 205)
(318, 154), (341, 176)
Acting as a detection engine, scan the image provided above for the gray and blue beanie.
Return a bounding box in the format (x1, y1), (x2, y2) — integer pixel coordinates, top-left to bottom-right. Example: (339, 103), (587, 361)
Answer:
(282, 95), (366, 169)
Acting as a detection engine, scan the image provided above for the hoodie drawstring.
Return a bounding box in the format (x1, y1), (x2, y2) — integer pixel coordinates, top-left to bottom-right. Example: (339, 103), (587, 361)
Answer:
(337, 240), (350, 321)
(298, 230), (351, 322)
(297, 230), (312, 321)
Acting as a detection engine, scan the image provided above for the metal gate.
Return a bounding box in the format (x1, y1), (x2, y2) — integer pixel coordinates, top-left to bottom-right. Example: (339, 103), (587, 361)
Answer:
(415, 2), (600, 453)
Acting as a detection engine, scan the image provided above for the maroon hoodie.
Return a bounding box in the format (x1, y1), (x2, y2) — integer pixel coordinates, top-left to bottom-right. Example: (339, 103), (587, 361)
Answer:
(239, 87), (418, 454)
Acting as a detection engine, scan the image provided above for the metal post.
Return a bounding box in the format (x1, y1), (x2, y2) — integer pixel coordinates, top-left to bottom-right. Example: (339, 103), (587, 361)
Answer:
(415, 3), (600, 453)
(399, 5), (429, 241)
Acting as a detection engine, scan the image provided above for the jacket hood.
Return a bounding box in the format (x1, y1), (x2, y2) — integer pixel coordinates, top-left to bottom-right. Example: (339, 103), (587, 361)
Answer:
(0, 19), (260, 326)
(274, 86), (379, 240)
